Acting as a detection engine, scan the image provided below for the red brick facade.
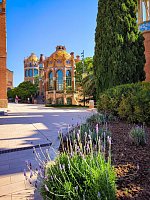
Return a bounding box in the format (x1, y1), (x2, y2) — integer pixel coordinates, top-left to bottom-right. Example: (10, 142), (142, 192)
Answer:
(6, 69), (13, 90)
(0, 0), (7, 108)
(143, 31), (150, 82)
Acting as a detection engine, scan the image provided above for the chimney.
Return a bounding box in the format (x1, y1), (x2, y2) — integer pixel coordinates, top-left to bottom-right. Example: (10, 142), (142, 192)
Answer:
(40, 54), (45, 62)
(70, 52), (74, 58)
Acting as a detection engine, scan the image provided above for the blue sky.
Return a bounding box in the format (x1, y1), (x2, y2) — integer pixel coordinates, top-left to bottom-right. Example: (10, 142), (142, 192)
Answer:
(6, 0), (98, 87)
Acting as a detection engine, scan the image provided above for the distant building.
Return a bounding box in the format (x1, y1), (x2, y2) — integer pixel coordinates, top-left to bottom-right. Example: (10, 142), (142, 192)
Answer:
(44, 45), (80, 105)
(24, 53), (45, 95)
(24, 45), (80, 105)
(6, 69), (13, 91)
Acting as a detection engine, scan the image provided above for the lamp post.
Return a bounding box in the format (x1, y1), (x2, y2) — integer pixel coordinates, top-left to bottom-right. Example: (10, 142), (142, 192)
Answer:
(81, 50), (86, 106)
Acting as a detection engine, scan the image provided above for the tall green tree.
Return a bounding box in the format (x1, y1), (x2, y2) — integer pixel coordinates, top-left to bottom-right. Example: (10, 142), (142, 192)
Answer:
(94, 0), (145, 97)
(7, 81), (38, 102)
(75, 57), (96, 99)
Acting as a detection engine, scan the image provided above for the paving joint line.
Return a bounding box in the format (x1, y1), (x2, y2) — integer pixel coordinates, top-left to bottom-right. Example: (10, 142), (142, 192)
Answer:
(0, 142), (52, 155)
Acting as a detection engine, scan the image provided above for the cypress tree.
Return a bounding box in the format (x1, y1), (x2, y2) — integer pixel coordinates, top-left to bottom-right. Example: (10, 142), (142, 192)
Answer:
(93, 0), (145, 96)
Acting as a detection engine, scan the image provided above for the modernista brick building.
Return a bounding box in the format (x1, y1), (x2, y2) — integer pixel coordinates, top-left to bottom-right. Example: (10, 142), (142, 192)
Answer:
(24, 46), (80, 105)
(6, 69), (13, 91)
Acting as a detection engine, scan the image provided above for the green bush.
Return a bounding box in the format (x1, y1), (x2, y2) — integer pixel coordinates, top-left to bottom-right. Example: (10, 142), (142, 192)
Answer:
(41, 147), (116, 200)
(97, 82), (150, 124)
(129, 126), (146, 146)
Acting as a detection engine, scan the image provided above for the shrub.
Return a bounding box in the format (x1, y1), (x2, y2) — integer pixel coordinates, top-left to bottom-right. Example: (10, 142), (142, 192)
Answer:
(129, 126), (146, 146)
(97, 82), (150, 124)
(40, 134), (116, 200)
(24, 114), (116, 200)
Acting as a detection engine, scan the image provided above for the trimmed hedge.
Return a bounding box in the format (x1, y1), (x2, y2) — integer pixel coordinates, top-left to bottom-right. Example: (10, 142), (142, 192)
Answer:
(97, 82), (150, 124)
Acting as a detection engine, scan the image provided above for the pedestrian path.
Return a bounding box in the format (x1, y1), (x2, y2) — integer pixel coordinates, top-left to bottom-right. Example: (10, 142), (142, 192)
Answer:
(0, 103), (95, 199)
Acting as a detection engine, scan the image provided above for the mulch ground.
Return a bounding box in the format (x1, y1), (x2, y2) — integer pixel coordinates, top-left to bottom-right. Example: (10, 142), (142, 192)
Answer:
(109, 121), (150, 200)
(60, 120), (150, 200)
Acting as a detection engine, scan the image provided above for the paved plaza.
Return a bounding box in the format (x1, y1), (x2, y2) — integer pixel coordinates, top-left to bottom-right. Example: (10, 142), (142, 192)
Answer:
(0, 103), (95, 199)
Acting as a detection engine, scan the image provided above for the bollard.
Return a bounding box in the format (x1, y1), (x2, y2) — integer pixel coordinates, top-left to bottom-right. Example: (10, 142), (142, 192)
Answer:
(89, 100), (94, 109)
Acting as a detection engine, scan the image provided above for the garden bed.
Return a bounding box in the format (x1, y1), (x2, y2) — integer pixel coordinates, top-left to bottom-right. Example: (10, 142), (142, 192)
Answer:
(109, 121), (150, 200)
(59, 120), (150, 200)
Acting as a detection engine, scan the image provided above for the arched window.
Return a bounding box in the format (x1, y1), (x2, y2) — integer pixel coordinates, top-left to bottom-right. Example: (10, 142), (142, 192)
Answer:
(56, 97), (64, 105)
(67, 98), (72, 105)
(25, 70), (28, 77)
(66, 70), (72, 90)
(29, 69), (33, 77)
(34, 69), (38, 76)
(56, 70), (63, 90)
(49, 71), (53, 90)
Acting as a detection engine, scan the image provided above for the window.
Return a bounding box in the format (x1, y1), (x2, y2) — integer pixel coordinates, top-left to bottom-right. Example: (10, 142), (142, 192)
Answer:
(56, 70), (63, 90)
(66, 60), (71, 64)
(67, 98), (72, 105)
(57, 60), (62, 64)
(28, 69), (33, 77)
(34, 69), (38, 76)
(66, 70), (72, 90)
(25, 70), (28, 77)
(39, 63), (43, 69)
(49, 71), (53, 90)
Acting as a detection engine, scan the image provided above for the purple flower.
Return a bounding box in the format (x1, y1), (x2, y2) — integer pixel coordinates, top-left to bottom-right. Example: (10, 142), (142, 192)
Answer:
(45, 184), (49, 192)
(107, 136), (111, 146)
(30, 170), (33, 178)
(96, 124), (99, 134)
(62, 164), (65, 170)
(59, 164), (62, 170)
(75, 185), (78, 191)
(88, 135), (91, 140)
(23, 169), (26, 177)
(97, 191), (101, 198)
(25, 160), (29, 166)
(29, 162), (32, 169)
(35, 181), (37, 188)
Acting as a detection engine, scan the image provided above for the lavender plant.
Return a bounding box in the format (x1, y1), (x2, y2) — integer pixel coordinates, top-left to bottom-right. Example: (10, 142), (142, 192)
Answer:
(129, 125), (146, 146)
(24, 114), (116, 200)
(40, 126), (116, 199)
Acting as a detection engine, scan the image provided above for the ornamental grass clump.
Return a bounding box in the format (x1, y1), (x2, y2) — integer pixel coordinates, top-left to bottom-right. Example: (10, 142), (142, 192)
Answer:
(40, 126), (116, 200)
(129, 126), (146, 146)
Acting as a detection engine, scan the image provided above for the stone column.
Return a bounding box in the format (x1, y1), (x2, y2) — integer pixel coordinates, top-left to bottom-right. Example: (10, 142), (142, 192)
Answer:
(63, 68), (67, 104)
(71, 67), (75, 91)
(143, 30), (150, 81)
(63, 68), (66, 91)
(53, 69), (56, 104)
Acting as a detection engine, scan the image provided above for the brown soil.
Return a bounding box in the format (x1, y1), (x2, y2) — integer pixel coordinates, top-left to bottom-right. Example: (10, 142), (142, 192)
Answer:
(60, 121), (150, 200)
(109, 121), (150, 200)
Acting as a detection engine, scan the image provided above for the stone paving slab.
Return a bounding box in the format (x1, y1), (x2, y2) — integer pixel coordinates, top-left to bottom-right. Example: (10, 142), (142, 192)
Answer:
(0, 103), (95, 199)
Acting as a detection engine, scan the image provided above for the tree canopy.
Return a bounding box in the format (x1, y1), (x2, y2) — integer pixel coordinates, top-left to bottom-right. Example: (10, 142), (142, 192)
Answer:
(75, 57), (96, 99)
(7, 81), (38, 102)
(94, 0), (145, 97)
